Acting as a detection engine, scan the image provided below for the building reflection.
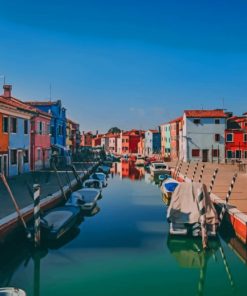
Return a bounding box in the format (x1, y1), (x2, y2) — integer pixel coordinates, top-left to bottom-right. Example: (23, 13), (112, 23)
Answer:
(110, 160), (145, 180)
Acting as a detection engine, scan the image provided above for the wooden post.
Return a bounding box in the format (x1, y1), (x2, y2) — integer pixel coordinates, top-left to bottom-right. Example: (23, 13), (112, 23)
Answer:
(198, 164), (205, 183)
(191, 162), (199, 182)
(197, 188), (208, 249)
(184, 161), (191, 181)
(208, 168), (219, 195)
(175, 160), (183, 180)
(33, 184), (41, 247)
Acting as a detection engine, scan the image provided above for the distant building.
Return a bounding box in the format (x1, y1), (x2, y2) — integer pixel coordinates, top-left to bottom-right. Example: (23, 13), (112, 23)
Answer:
(160, 123), (170, 158)
(169, 117), (182, 161)
(120, 130), (143, 155)
(181, 110), (227, 163)
(137, 134), (145, 156)
(92, 134), (103, 147)
(66, 119), (81, 154)
(144, 129), (161, 156)
(225, 114), (247, 161)
(108, 133), (120, 154)
(81, 131), (93, 147)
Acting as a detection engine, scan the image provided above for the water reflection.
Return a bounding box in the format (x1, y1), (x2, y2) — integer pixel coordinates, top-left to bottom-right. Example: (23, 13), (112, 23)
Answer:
(111, 161), (145, 180)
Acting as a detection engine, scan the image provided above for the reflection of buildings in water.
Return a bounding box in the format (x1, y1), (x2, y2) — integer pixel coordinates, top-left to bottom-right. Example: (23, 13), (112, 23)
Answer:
(110, 162), (120, 175)
(167, 236), (234, 296)
(119, 160), (145, 180)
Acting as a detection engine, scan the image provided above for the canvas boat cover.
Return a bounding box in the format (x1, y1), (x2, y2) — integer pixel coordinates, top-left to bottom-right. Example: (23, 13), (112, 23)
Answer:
(162, 178), (180, 193)
(167, 182), (219, 226)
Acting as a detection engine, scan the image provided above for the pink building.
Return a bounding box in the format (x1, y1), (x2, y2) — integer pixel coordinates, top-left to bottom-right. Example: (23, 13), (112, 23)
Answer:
(29, 110), (52, 171)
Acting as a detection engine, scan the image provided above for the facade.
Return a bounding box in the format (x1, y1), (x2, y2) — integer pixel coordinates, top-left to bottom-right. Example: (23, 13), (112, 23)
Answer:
(144, 130), (161, 156)
(0, 107), (9, 176)
(30, 111), (51, 171)
(137, 135), (145, 156)
(81, 131), (93, 147)
(0, 85), (32, 176)
(181, 110), (227, 163)
(170, 117), (182, 161)
(160, 123), (171, 158)
(26, 100), (67, 148)
(66, 119), (81, 153)
(120, 130), (143, 155)
(225, 114), (247, 161)
(108, 133), (120, 154)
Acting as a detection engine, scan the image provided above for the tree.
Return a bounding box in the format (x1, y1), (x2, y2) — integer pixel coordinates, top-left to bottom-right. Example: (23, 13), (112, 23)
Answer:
(108, 127), (121, 134)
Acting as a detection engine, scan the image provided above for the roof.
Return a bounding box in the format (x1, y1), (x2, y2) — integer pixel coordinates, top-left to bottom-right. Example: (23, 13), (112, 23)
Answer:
(184, 110), (227, 118)
(0, 96), (51, 118)
(147, 129), (160, 133)
(169, 116), (183, 124)
(25, 100), (61, 106)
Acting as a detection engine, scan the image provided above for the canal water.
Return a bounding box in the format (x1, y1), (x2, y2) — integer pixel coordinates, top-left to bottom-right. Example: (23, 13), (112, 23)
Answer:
(1, 161), (247, 296)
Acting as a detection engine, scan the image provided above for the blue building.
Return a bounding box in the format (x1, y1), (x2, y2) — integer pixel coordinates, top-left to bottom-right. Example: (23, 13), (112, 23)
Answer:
(26, 100), (67, 148)
(144, 129), (161, 156)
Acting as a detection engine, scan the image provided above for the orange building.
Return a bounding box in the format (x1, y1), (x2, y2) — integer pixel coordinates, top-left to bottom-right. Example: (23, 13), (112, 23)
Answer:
(169, 116), (182, 161)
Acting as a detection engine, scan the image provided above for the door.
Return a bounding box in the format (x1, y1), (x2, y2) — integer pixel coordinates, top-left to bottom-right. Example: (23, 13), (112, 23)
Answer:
(202, 149), (208, 162)
(17, 150), (23, 174)
(0, 155), (8, 176)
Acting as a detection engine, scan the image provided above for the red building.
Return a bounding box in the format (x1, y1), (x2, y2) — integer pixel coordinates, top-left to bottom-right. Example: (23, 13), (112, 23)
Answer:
(81, 131), (93, 147)
(225, 114), (247, 160)
(92, 134), (103, 147)
(121, 130), (143, 155)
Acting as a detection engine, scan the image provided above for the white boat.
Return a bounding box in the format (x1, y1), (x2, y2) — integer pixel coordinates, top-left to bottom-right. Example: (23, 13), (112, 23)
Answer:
(149, 162), (171, 176)
(161, 178), (180, 205)
(135, 155), (145, 166)
(66, 188), (101, 211)
(90, 172), (107, 187)
(0, 288), (26, 296)
(83, 178), (102, 191)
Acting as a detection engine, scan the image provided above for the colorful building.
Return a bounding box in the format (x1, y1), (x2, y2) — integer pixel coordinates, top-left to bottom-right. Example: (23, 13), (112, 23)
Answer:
(169, 117), (182, 161)
(66, 119), (81, 154)
(120, 130), (143, 155)
(181, 110), (227, 163)
(108, 133), (120, 154)
(160, 123), (170, 158)
(137, 135), (145, 156)
(144, 129), (161, 156)
(0, 85), (32, 176)
(225, 114), (247, 161)
(81, 131), (93, 147)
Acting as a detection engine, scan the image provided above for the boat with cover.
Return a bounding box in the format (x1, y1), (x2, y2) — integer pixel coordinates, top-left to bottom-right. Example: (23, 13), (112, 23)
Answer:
(41, 205), (81, 240)
(150, 162), (171, 176)
(161, 178), (180, 205)
(66, 188), (101, 211)
(0, 288), (26, 296)
(90, 172), (107, 187)
(167, 182), (219, 237)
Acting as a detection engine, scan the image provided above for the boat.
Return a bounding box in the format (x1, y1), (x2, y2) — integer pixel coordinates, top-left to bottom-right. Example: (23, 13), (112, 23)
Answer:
(161, 178), (180, 205)
(90, 172), (107, 187)
(0, 288), (26, 296)
(97, 165), (111, 174)
(135, 155), (145, 167)
(167, 182), (218, 237)
(158, 174), (171, 182)
(66, 188), (101, 211)
(83, 178), (102, 190)
(41, 205), (81, 240)
(149, 162), (171, 176)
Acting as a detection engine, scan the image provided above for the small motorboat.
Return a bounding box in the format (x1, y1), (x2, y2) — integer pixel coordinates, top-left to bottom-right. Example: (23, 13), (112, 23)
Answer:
(0, 288), (26, 296)
(83, 178), (102, 190)
(161, 178), (180, 205)
(158, 174), (171, 182)
(97, 165), (111, 174)
(41, 205), (81, 241)
(135, 155), (145, 167)
(66, 188), (101, 211)
(90, 172), (107, 187)
(149, 162), (171, 176)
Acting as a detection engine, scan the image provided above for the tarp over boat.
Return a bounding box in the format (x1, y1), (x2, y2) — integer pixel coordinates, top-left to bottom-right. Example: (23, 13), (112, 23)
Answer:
(167, 182), (219, 226)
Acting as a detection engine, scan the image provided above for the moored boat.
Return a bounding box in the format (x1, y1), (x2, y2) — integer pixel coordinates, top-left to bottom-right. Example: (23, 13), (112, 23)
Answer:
(135, 155), (145, 167)
(90, 172), (107, 187)
(83, 179), (102, 190)
(66, 188), (101, 211)
(161, 178), (180, 205)
(41, 205), (81, 241)
(0, 288), (26, 296)
(97, 165), (111, 174)
(149, 162), (171, 176)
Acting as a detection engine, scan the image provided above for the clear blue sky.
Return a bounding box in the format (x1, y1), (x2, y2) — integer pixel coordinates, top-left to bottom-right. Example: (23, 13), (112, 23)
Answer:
(0, 0), (247, 132)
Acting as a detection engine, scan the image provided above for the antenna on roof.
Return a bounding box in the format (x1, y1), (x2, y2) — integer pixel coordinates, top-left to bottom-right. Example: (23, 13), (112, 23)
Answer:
(49, 83), (52, 101)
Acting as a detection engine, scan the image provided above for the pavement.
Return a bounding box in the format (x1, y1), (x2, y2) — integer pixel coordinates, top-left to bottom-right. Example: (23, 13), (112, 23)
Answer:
(0, 162), (95, 219)
(170, 161), (247, 214)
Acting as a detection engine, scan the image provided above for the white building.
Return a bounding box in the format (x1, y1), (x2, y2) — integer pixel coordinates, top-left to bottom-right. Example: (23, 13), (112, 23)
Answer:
(181, 110), (227, 163)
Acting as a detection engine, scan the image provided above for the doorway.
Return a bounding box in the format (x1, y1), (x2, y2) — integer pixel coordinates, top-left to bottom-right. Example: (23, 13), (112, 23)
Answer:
(0, 154), (8, 176)
(202, 149), (208, 162)
(17, 150), (23, 174)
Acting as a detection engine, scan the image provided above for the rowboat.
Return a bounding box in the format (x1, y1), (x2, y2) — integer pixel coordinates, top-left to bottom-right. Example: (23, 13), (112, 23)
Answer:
(149, 162), (171, 176)
(41, 205), (81, 240)
(160, 178), (180, 205)
(83, 179), (102, 190)
(90, 172), (107, 187)
(66, 188), (101, 211)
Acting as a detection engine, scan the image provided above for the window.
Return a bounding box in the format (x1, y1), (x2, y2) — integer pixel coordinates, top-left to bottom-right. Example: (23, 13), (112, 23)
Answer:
(244, 134), (247, 142)
(10, 117), (17, 133)
(24, 150), (29, 163)
(227, 150), (233, 159)
(39, 121), (42, 134)
(193, 119), (201, 124)
(2, 116), (8, 133)
(24, 120), (28, 134)
(215, 119), (220, 124)
(236, 150), (242, 159)
(212, 149), (219, 157)
(215, 134), (220, 142)
(226, 133), (233, 142)
(11, 150), (17, 165)
(192, 149), (200, 157)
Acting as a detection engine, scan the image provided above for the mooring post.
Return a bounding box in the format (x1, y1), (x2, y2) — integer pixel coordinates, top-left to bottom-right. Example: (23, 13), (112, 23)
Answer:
(198, 164), (205, 183)
(173, 158), (180, 178)
(197, 188), (208, 249)
(175, 160), (183, 180)
(208, 168), (219, 195)
(184, 161), (191, 181)
(191, 162), (199, 182)
(33, 184), (41, 248)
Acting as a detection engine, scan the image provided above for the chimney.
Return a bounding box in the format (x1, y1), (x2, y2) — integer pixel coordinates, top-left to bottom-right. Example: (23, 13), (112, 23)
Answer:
(3, 85), (12, 98)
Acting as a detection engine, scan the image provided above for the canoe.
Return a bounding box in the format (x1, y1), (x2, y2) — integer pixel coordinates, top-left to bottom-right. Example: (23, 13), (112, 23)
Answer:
(41, 205), (81, 241)
(0, 288), (26, 296)
(66, 188), (101, 211)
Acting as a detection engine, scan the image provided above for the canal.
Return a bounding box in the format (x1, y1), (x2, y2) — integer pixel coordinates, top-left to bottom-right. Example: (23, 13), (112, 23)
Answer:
(1, 162), (247, 296)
